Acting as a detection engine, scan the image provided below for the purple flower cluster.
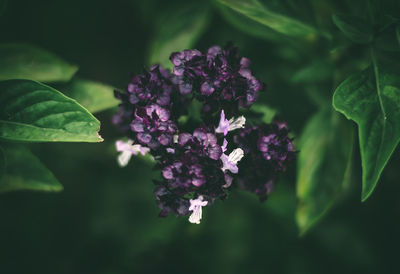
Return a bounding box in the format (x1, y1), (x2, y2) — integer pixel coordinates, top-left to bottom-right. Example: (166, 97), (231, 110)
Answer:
(234, 122), (296, 201)
(113, 44), (294, 224)
(154, 128), (229, 217)
(113, 65), (178, 149)
(170, 43), (263, 115)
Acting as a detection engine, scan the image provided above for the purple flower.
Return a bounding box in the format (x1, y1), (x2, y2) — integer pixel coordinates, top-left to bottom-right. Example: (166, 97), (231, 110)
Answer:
(170, 49), (205, 95)
(112, 100), (134, 134)
(125, 64), (174, 106)
(153, 127), (231, 217)
(130, 104), (177, 149)
(215, 110), (246, 136)
(113, 65), (177, 137)
(219, 138), (244, 186)
(160, 128), (223, 191)
(154, 185), (190, 217)
(256, 121), (295, 171)
(170, 43), (264, 114)
(233, 122), (295, 200)
(215, 110), (230, 136)
(202, 44), (263, 112)
(220, 148), (244, 174)
(113, 43), (294, 223)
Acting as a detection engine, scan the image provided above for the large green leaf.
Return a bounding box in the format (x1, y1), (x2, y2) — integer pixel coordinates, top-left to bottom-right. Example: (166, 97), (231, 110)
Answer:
(216, 0), (318, 38)
(332, 14), (373, 44)
(0, 43), (78, 82)
(148, 4), (210, 69)
(0, 79), (102, 142)
(59, 78), (119, 114)
(0, 145), (63, 193)
(296, 108), (354, 234)
(333, 51), (400, 201)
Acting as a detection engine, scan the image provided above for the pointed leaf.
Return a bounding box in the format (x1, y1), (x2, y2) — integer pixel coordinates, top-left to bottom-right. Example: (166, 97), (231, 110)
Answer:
(59, 78), (119, 113)
(0, 145), (63, 193)
(216, 0), (318, 38)
(0, 43), (78, 82)
(148, 4), (210, 69)
(296, 108), (354, 234)
(332, 14), (373, 44)
(333, 52), (400, 201)
(0, 79), (102, 142)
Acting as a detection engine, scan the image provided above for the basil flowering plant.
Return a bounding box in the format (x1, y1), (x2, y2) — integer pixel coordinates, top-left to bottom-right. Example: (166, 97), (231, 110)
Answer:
(113, 44), (295, 224)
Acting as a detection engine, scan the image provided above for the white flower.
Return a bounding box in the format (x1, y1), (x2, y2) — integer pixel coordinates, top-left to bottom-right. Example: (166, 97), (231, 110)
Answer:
(215, 110), (246, 136)
(221, 148), (244, 174)
(228, 116), (246, 131)
(115, 139), (150, 167)
(188, 196), (208, 224)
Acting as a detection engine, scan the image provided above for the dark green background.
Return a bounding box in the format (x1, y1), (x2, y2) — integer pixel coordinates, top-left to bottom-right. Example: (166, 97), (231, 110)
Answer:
(1, 0), (400, 273)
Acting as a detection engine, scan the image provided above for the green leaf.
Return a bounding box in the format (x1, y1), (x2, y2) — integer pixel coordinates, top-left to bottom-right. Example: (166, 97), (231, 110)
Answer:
(215, 2), (287, 42)
(148, 4), (210, 69)
(292, 60), (333, 83)
(0, 79), (102, 142)
(332, 14), (373, 44)
(0, 145), (5, 180)
(396, 25), (400, 46)
(333, 50), (400, 201)
(216, 0), (319, 38)
(0, 145), (63, 193)
(59, 78), (119, 113)
(0, 43), (78, 82)
(250, 103), (277, 123)
(296, 108), (354, 234)
(187, 98), (203, 123)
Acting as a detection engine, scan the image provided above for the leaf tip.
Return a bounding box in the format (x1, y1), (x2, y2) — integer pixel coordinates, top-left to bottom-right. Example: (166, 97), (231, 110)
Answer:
(296, 204), (312, 236)
(361, 186), (374, 202)
(68, 64), (79, 78)
(361, 176), (380, 202)
(53, 184), (64, 192)
(97, 133), (104, 142)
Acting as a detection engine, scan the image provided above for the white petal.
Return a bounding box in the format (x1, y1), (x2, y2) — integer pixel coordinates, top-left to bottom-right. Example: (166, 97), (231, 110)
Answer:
(188, 206), (202, 224)
(228, 116), (246, 131)
(116, 139), (134, 152)
(118, 151), (132, 167)
(228, 148), (244, 164)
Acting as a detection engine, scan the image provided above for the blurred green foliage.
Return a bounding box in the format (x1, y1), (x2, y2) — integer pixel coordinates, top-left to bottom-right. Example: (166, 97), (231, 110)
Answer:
(0, 43), (78, 82)
(0, 144), (63, 192)
(0, 0), (400, 273)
